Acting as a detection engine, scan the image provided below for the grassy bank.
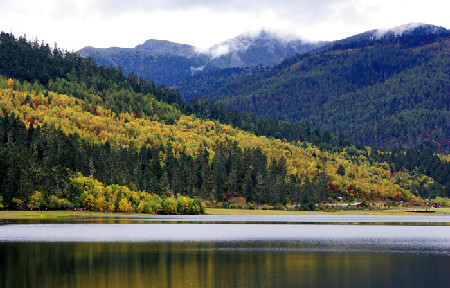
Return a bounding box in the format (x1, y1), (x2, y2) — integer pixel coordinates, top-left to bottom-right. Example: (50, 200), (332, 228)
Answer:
(0, 210), (124, 220)
(206, 207), (450, 216)
(0, 208), (449, 219)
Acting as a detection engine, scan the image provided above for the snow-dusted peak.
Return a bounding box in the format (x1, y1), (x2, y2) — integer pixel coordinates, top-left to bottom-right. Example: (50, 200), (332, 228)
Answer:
(208, 30), (305, 59)
(374, 23), (447, 38)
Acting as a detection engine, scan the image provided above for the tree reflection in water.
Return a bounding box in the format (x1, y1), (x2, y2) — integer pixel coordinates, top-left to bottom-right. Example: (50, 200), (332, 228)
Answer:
(1, 241), (449, 288)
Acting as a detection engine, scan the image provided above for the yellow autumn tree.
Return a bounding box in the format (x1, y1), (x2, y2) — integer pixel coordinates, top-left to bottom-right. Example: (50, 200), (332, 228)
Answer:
(7, 78), (13, 89)
(28, 191), (43, 210)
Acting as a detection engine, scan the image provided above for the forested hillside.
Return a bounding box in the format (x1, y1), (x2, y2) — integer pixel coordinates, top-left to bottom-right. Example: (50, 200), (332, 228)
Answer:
(177, 25), (450, 153)
(2, 77), (431, 208)
(0, 32), (449, 213)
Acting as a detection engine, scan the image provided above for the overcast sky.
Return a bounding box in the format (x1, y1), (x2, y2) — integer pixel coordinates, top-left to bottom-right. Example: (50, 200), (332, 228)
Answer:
(0, 0), (449, 51)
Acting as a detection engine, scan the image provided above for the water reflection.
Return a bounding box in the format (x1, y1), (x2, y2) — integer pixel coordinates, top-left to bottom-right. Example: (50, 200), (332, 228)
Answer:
(1, 215), (449, 288)
(1, 241), (449, 288)
(1, 223), (450, 244)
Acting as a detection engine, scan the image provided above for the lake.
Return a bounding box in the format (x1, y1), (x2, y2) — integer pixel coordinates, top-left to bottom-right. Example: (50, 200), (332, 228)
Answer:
(1, 215), (449, 288)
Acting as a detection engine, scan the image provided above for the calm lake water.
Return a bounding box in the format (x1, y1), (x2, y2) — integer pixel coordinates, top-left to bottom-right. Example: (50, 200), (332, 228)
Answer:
(1, 215), (449, 288)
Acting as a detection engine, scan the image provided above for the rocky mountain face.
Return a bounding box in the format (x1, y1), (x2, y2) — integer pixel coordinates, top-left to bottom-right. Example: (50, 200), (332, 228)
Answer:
(207, 31), (324, 68)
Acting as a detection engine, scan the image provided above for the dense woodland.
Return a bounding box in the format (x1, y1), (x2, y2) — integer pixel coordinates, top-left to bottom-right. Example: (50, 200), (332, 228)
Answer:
(0, 32), (449, 212)
(4, 79), (423, 210)
(177, 26), (450, 153)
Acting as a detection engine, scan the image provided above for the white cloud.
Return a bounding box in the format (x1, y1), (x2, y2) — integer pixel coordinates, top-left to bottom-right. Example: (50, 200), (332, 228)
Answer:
(374, 23), (424, 38)
(0, 0), (448, 51)
(209, 44), (230, 58)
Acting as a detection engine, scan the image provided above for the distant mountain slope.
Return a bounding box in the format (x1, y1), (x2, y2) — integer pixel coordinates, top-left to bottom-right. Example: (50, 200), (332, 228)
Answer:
(78, 43), (213, 85)
(134, 39), (197, 57)
(78, 31), (324, 85)
(176, 24), (450, 153)
(207, 31), (325, 68)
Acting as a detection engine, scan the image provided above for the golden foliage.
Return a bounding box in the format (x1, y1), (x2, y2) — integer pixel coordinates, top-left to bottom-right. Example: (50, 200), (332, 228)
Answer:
(70, 173), (205, 214)
(0, 77), (422, 202)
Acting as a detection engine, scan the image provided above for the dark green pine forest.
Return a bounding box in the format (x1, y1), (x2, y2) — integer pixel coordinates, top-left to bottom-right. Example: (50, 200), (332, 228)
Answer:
(177, 25), (450, 153)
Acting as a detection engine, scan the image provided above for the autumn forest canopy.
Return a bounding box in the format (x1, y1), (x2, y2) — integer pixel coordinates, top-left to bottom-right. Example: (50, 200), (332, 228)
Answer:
(0, 31), (449, 213)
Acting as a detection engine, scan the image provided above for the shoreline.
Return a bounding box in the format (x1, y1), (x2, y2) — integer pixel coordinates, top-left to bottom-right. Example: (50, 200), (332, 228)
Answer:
(0, 207), (449, 219)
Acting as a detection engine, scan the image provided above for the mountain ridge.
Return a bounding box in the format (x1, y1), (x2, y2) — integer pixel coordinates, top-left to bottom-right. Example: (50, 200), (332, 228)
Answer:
(78, 30), (324, 84)
(311, 23), (450, 54)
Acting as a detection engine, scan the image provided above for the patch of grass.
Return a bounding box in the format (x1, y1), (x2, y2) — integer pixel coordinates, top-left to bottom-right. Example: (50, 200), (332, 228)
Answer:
(1, 207), (449, 219)
(206, 207), (450, 216)
(0, 210), (130, 219)
(206, 208), (314, 215)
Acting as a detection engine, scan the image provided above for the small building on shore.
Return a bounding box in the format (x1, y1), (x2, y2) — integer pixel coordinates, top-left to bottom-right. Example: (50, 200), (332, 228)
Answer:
(228, 197), (247, 205)
(349, 202), (366, 208)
